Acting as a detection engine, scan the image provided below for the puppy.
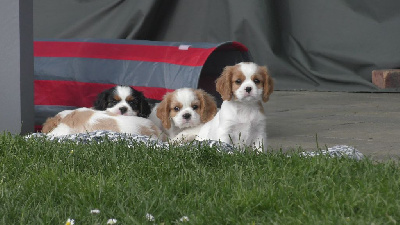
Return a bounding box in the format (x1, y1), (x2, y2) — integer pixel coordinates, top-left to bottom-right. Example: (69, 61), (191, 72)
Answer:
(196, 62), (274, 152)
(149, 88), (217, 142)
(42, 107), (162, 138)
(93, 85), (151, 118)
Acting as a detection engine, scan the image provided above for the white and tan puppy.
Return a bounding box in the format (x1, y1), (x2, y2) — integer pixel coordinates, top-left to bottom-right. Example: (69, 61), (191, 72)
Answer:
(149, 88), (217, 142)
(196, 62), (274, 152)
(42, 107), (162, 139)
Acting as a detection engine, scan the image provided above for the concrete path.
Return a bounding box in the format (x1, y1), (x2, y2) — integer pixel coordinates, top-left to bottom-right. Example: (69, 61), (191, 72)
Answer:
(265, 91), (400, 161)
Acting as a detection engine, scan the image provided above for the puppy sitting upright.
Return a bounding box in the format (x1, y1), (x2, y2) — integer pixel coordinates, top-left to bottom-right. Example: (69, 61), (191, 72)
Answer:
(93, 85), (151, 118)
(196, 62), (274, 152)
(149, 88), (217, 142)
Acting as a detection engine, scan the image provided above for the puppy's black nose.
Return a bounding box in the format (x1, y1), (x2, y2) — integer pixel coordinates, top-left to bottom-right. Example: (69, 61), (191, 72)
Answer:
(119, 107), (128, 114)
(183, 113), (191, 120)
(245, 87), (252, 93)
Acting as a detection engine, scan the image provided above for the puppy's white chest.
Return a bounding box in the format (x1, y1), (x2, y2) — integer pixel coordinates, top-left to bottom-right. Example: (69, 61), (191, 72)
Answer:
(220, 103), (266, 140)
(230, 113), (264, 135)
(223, 102), (263, 122)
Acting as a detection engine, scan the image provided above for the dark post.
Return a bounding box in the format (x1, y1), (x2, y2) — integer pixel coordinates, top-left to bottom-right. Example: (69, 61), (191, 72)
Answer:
(0, 0), (34, 134)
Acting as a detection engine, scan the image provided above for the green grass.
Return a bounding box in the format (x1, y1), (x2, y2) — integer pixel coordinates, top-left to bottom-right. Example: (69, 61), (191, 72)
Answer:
(1, 133), (399, 224)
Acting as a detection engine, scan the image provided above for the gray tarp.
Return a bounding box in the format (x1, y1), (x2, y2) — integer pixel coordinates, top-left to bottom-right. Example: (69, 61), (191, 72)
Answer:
(33, 0), (400, 92)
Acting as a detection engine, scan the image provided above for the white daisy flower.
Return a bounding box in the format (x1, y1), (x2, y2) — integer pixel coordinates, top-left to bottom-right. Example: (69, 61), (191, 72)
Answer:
(107, 218), (117, 224)
(179, 216), (190, 222)
(90, 209), (100, 214)
(146, 213), (155, 222)
(65, 218), (75, 225)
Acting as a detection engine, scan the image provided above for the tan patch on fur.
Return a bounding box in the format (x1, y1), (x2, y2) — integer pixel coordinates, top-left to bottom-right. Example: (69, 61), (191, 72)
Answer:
(126, 95), (134, 102)
(191, 100), (200, 109)
(251, 73), (265, 89)
(62, 109), (95, 128)
(140, 124), (160, 137)
(113, 95), (121, 101)
(216, 65), (235, 101)
(151, 124), (161, 136)
(230, 67), (247, 99)
(258, 66), (274, 102)
(168, 99), (183, 119)
(92, 118), (120, 132)
(42, 114), (63, 133)
(194, 89), (217, 123)
(157, 92), (173, 129)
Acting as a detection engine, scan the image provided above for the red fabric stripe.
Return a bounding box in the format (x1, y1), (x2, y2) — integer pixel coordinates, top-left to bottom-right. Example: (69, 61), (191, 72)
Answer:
(34, 80), (173, 107)
(34, 41), (216, 67)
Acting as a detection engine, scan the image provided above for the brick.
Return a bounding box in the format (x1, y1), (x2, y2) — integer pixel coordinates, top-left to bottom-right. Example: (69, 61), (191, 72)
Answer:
(372, 70), (400, 89)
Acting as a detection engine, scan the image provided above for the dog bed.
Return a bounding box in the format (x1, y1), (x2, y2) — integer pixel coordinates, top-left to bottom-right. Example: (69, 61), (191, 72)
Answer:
(26, 131), (364, 160)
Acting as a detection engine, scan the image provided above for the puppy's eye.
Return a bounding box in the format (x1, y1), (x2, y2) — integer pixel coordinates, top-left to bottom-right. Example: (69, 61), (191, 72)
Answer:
(254, 79), (260, 84)
(108, 100), (118, 106)
(192, 105), (199, 110)
(174, 107), (180, 112)
(235, 79), (242, 84)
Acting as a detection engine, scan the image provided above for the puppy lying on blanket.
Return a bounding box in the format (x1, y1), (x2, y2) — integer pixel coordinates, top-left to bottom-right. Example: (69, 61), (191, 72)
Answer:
(42, 107), (162, 138)
(42, 86), (163, 139)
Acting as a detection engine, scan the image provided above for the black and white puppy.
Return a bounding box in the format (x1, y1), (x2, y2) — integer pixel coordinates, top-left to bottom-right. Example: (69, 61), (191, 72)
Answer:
(93, 85), (151, 118)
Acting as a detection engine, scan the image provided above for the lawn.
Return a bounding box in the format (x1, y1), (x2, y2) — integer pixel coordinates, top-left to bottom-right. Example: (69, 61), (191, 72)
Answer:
(0, 132), (399, 224)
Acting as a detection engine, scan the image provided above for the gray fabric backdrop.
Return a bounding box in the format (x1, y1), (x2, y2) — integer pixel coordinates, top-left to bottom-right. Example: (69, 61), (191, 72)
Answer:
(33, 0), (400, 92)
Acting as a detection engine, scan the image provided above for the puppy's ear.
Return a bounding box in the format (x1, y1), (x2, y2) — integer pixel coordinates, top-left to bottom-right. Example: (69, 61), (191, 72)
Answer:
(156, 93), (172, 129)
(195, 89), (217, 123)
(42, 114), (62, 133)
(260, 66), (274, 102)
(135, 89), (151, 118)
(93, 88), (111, 110)
(216, 66), (234, 101)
